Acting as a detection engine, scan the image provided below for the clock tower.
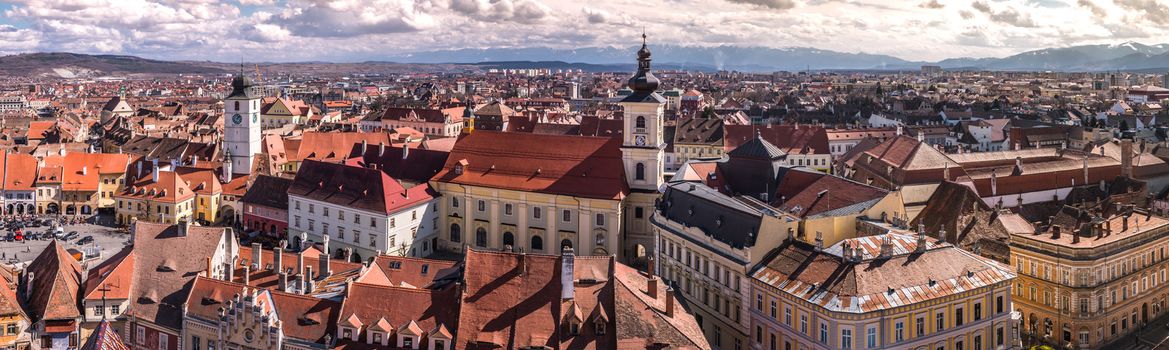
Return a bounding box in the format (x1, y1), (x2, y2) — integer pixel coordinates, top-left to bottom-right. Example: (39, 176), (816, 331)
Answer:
(619, 34), (665, 263)
(620, 34), (665, 192)
(223, 73), (261, 175)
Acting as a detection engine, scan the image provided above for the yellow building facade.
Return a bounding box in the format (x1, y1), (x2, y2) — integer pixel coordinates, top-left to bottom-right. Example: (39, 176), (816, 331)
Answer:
(1010, 211), (1169, 349)
(750, 232), (1018, 350)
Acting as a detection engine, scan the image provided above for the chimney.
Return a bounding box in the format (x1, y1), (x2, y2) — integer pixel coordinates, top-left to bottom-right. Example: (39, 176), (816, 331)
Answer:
(177, 219), (190, 237)
(1071, 227), (1080, 244)
(320, 235), (332, 278)
(943, 163), (950, 180)
(273, 248), (283, 272)
(561, 246), (575, 300)
(361, 139), (367, 153)
(879, 235), (893, 258)
(205, 257), (212, 278)
(1122, 139), (1134, 178)
(402, 142), (410, 159)
(297, 250), (305, 277)
(647, 275), (659, 299)
(152, 159), (159, 182)
(379, 142), (386, 157)
(306, 265), (314, 282)
(916, 231), (927, 253)
(136, 160), (142, 177)
(226, 260), (235, 282)
(665, 286), (675, 317)
(81, 166), (87, 176)
(277, 272), (288, 291)
(1106, 219), (1113, 234)
(1123, 216), (1129, 232)
(251, 243), (262, 269)
(304, 268), (315, 293)
(1052, 225), (1061, 240)
(813, 232), (823, 252)
(242, 265), (250, 285)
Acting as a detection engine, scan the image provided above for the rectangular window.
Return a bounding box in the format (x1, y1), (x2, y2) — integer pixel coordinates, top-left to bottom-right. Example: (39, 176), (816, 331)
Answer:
(936, 312), (945, 331)
(370, 217), (376, 228)
(192, 336), (201, 350)
(562, 209), (571, 222)
(770, 300), (777, 319)
(159, 333), (168, 350)
(916, 316), (924, 337)
(974, 303), (983, 321)
(867, 327), (877, 348)
(477, 200), (485, 212)
(819, 323), (828, 343)
(534, 207), (541, 219)
(595, 213), (605, 226)
(505, 203), (513, 215)
(956, 308), (964, 326)
(842, 329), (852, 350)
(136, 326), (145, 345)
(895, 321), (904, 342)
(785, 307), (792, 325)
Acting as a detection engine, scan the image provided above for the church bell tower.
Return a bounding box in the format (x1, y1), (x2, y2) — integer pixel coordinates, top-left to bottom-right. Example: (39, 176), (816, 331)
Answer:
(223, 71), (261, 175)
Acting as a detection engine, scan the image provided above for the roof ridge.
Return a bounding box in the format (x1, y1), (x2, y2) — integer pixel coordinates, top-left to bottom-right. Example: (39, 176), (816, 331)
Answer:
(351, 281), (436, 294)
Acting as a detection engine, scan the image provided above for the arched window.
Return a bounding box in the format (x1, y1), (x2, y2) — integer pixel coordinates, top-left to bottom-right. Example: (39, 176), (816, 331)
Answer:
(635, 116), (646, 129)
(635, 163), (646, 181)
(503, 232), (515, 248)
(476, 227), (488, 247)
(531, 235), (544, 251)
(449, 223), (461, 243)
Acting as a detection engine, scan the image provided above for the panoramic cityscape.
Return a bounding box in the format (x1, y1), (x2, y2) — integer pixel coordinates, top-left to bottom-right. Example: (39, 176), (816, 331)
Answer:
(5, 0), (1169, 350)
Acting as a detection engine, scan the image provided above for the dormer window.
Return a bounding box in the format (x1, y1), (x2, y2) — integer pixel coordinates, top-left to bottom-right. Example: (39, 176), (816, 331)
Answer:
(454, 164), (464, 175)
(595, 320), (605, 335)
(342, 328), (352, 339)
(403, 337), (413, 348)
(570, 323), (579, 335)
(372, 332), (382, 344)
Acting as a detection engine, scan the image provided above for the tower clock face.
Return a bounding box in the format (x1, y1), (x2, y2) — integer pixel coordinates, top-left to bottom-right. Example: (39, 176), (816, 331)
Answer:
(232, 113), (242, 125)
(635, 135), (647, 146)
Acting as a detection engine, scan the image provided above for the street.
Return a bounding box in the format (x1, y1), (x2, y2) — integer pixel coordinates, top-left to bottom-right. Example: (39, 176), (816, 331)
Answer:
(0, 223), (131, 270)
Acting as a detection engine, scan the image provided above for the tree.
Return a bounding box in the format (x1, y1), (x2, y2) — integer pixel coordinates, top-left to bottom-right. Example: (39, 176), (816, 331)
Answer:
(701, 106), (717, 119)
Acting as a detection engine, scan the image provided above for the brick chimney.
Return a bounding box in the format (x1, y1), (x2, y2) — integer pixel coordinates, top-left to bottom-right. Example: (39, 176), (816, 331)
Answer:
(1051, 225), (1061, 240)
(561, 246), (575, 300)
(665, 286), (675, 317)
(1122, 139), (1134, 178)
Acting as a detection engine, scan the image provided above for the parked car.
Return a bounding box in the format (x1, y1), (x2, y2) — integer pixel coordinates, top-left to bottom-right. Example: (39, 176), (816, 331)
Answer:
(76, 236), (94, 245)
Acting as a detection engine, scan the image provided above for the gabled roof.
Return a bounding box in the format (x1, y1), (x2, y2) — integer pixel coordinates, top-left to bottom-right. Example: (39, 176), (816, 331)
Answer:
(433, 131), (628, 200)
(24, 240), (83, 321)
(289, 160), (434, 215)
(124, 222), (229, 330)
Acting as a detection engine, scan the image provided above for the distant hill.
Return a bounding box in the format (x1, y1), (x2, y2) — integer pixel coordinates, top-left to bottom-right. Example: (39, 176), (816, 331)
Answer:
(0, 52), (226, 78)
(383, 41), (1169, 72)
(11, 41), (1169, 77)
(381, 45), (921, 72)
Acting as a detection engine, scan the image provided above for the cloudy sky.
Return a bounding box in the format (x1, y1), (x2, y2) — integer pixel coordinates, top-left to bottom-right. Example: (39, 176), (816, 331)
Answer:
(0, 0), (1167, 62)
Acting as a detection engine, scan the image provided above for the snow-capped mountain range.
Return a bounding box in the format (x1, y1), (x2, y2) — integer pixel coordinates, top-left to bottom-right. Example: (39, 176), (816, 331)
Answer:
(380, 41), (1169, 72)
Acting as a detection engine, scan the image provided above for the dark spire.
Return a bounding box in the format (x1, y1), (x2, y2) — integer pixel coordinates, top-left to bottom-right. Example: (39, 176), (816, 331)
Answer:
(627, 33), (659, 92)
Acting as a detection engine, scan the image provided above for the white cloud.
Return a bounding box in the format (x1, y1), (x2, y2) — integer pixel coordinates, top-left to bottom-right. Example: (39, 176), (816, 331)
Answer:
(1, 0), (1169, 62)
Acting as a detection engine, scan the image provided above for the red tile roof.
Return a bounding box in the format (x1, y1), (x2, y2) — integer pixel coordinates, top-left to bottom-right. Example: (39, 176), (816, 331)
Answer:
(289, 160), (435, 215)
(25, 240), (83, 321)
(434, 131), (628, 200)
